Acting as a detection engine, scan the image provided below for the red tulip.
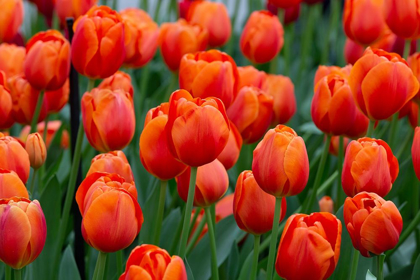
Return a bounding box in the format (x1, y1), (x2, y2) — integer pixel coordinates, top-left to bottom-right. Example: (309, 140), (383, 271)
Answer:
(0, 135), (30, 183)
(0, 71), (13, 130)
(0, 169), (28, 199)
(0, 0), (23, 43)
(87, 151), (134, 184)
(383, 0), (420, 40)
(413, 127), (420, 181)
(217, 121), (242, 170)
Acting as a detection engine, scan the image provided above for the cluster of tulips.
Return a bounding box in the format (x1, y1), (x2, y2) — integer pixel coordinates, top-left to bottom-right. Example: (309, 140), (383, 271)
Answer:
(1, 0), (420, 279)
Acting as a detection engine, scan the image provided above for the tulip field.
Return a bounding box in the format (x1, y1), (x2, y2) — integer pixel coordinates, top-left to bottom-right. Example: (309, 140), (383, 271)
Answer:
(2, 0), (420, 279)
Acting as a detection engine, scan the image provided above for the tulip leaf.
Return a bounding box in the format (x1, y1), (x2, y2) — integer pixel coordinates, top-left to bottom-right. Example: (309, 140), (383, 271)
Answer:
(159, 207), (182, 252)
(412, 254), (420, 280)
(138, 179), (161, 245)
(59, 246), (81, 280)
(185, 258), (195, 280)
(226, 243), (240, 280)
(366, 269), (377, 280)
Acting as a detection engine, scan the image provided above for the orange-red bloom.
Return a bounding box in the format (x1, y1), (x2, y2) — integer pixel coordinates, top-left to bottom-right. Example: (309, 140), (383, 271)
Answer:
(268, 0), (302, 9)
(319, 196), (334, 213)
(121, 8), (159, 68)
(233, 171), (287, 235)
(252, 125), (309, 197)
(240, 10), (284, 64)
(72, 6), (127, 79)
(413, 127), (420, 180)
(314, 65), (352, 87)
(45, 79), (69, 114)
(329, 136), (350, 156)
(227, 86), (273, 144)
(342, 138), (399, 197)
(238, 66), (267, 90)
(87, 151), (134, 183)
(166, 90), (230, 167)
(76, 172), (143, 252)
(56, 0), (97, 25)
(0, 43), (25, 77)
(179, 50), (239, 108)
(349, 48), (419, 120)
(82, 88), (135, 152)
(177, 159), (228, 207)
(276, 212), (341, 280)
(20, 121), (69, 149)
(345, 108), (370, 138)
(383, 0), (420, 40)
(119, 245), (187, 280)
(408, 52), (420, 104)
(217, 121), (242, 170)
(0, 135), (30, 183)
(344, 192), (402, 257)
(159, 19), (208, 71)
(0, 0), (23, 43)
(0, 197), (46, 269)
(0, 71), (13, 130)
(25, 133), (47, 170)
(98, 71), (134, 98)
(0, 169), (28, 199)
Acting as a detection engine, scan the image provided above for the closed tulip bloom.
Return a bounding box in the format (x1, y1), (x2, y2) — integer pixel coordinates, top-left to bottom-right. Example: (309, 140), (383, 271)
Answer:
(186, 0), (231, 47)
(227, 86), (274, 144)
(177, 159), (228, 207)
(28, 0), (54, 22)
(268, 0), (302, 9)
(25, 133), (47, 170)
(82, 88), (135, 152)
(179, 50), (239, 108)
(345, 108), (369, 138)
(413, 127), (420, 180)
(319, 196), (334, 213)
(87, 151), (134, 183)
(252, 125), (309, 197)
(329, 136), (350, 156)
(276, 212), (341, 280)
(20, 120), (69, 149)
(344, 192), (402, 256)
(76, 172), (143, 252)
(119, 245), (187, 280)
(408, 52), (420, 104)
(72, 6), (127, 79)
(383, 0), (420, 39)
(0, 43), (25, 77)
(0, 197), (46, 269)
(56, 0), (97, 25)
(400, 101), (419, 128)
(342, 138), (399, 197)
(0, 71), (14, 130)
(240, 10), (284, 64)
(166, 90), (230, 167)
(121, 8), (159, 68)
(349, 48), (419, 120)
(314, 65), (352, 87)
(0, 169), (28, 199)
(233, 171), (287, 235)
(238, 66), (267, 90)
(45, 79), (69, 114)
(217, 121), (242, 170)
(266, 2), (301, 25)
(159, 19), (208, 71)
(0, 135), (30, 183)
(98, 71), (134, 98)
(0, 0), (23, 43)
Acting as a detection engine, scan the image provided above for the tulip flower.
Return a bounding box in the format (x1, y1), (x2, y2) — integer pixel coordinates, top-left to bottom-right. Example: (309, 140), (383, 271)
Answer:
(166, 90), (230, 167)
(217, 121), (242, 170)
(177, 159), (229, 207)
(408, 52), (420, 104)
(240, 10), (284, 64)
(159, 19), (208, 71)
(71, 6), (128, 79)
(342, 137), (399, 197)
(344, 192), (402, 257)
(121, 8), (159, 68)
(383, 0), (420, 40)
(314, 65), (352, 87)
(252, 125), (309, 197)
(399, 101), (418, 128)
(179, 50), (239, 108)
(238, 66), (267, 90)
(0, 43), (25, 77)
(0, 197), (46, 269)
(119, 245), (187, 280)
(349, 48), (419, 120)
(186, 0), (231, 47)
(56, 0), (97, 26)
(0, 169), (29, 199)
(413, 127), (420, 181)
(25, 133), (47, 170)
(345, 108), (370, 138)
(28, 0), (54, 22)
(76, 172), (143, 252)
(20, 121), (69, 149)
(329, 136), (350, 156)
(268, 0), (302, 9)
(266, 2), (301, 26)
(0, 135), (30, 183)
(87, 151), (134, 184)
(343, 0), (387, 45)
(81, 88), (135, 152)
(98, 71), (134, 98)
(319, 196), (334, 213)
(227, 86), (274, 144)
(304, 0), (324, 4)
(0, 0), (23, 43)
(0, 71), (13, 130)
(276, 212), (342, 280)
(45, 79), (69, 114)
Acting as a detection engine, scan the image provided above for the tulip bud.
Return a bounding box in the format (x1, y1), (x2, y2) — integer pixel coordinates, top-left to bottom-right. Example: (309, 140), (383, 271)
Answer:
(0, 135), (30, 183)
(268, 0), (302, 9)
(276, 212), (341, 280)
(87, 151), (134, 184)
(319, 196), (334, 213)
(413, 127), (420, 181)
(217, 121), (242, 170)
(238, 66), (267, 90)
(383, 0), (420, 40)
(252, 125), (309, 197)
(344, 192), (403, 257)
(119, 245), (187, 280)
(55, 0), (97, 26)
(25, 133), (47, 170)
(0, 0), (23, 43)
(0, 43), (25, 77)
(0, 169), (29, 199)
(0, 71), (13, 130)
(76, 172), (143, 252)
(233, 171), (287, 235)
(98, 71), (134, 98)
(0, 197), (47, 269)
(20, 120), (69, 149)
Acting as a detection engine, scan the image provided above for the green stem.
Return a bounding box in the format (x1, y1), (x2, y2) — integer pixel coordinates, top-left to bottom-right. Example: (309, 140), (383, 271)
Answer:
(266, 197), (283, 280)
(376, 254), (385, 280)
(116, 250), (123, 277)
(153, 0), (162, 22)
(30, 169), (38, 197)
(141, 0), (148, 11)
(396, 129), (414, 158)
(336, 136), (344, 212)
(321, 0), (340, 64)
(154, 180), (167, 245)
(164, 72), (178, 101)
(250, 235), (261, 280)
(178, 167), (198, 258)
(388, 211), (420, 257)
(87, 79), (95, 93)
(404, 40), (411, 59)
(205, 207), (219, 280)
(186, 213), (206, 255)
(30, 90), (45, 133)
(299, 6), (317, 81)
(111, 0), (117, 10)
(283, 23), (294, 76)
(5, 265), (11, 280)
(92, 252), (107, 280)
(388, 113), (399, 149)
(366, 119), (375, 138)
(226, 0), (241, 55)
(189, 207), (202, 236)
(349, 249), (359, 280)
(13, 269), (21, 280)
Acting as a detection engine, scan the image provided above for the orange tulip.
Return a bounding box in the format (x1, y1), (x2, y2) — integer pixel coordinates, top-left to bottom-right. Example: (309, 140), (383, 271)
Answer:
(56, 0), (97, 25)
(408, 52), (420, 105)
(0, 135), (30, 183)
(0, 0), (23, 43)
(400, 101), (419, 128)
(166, 90), (230, 167)
(119, 245), (187, 280)
(276, 212), (341, 280)
(238, 66), (267, 90)
(413, 127), (420, 180)
(159, 19), (208, 71)
(342, 137), (399, 197)
(240, 10), (284, 64)
(140, 103), (187, 180)
(20, 121), (69, 149)
(0, 169), (28, 199)
(98, 71), (134, 98)
(0, 197), (46, 269)
(383, 0), (420, 40)
(345, 108), (369, 138)
(227, 86), (274, 144)
(314, 65), (352, 87)
(177, 159), (228, 207)
(186, 0), (231, 47)
(319, 196), (334, 213)
(121, 8), (159, 68)
(76, 172), (143, 252)
(343, 0), (387, 45)
(217, 121), (242, 170)
(233, 171), (287, 235)
(252, 125), (309, 197)
(87, 151), (134, 184)
(0, 43), (25, 77)
(45, 79), (69, 114)
(0, 71), (13, 130)
(262, 74), (296, 125)
(344, 192), (402, 257)
(81, 88), (135, 152)
(329, 136), (350, 156)
(268, 0), (302, 9)
(25, 133), (47, 170)
(72, 6), (128, 79)
(349, 47), (419, 120)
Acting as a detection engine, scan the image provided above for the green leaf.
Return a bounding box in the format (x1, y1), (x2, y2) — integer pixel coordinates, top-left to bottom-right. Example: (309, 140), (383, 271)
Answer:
(160, 208), (182, 252)
(226, 243), (240, 280)
(412, 254), (420, 280)
(385, 264), (413, 280)
(138, 180), (160, 245)
(59, 246), (81, 280)
(366, 269), (377, 280)
(185, 258), (195, 280)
